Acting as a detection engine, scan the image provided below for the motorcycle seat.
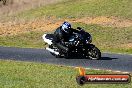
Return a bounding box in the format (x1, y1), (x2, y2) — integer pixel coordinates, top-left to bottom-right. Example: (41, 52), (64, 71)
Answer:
(45, 34), (55, 40)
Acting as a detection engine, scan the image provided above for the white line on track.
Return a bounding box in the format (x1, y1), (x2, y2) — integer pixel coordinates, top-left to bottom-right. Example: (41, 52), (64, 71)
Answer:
(69, 66), (130, 74)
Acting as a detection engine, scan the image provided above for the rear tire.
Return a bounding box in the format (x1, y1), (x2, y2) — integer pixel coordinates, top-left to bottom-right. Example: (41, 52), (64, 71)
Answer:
(64, 51), (72, 59)
(64, 53), (70, 59)
(49, 45), (62, 58)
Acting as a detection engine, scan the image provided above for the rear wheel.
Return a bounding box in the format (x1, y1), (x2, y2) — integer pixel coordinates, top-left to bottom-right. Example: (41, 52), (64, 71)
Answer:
(49, 45), (62, 58)
(87, 46), (101, 60)
(64, 50), (73, 59)
(64, 52), (70, 59)
(50, 52), (62, 58)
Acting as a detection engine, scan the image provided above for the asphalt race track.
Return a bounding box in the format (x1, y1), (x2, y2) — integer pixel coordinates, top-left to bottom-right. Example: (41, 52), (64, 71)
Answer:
(0, 46), (132, 72)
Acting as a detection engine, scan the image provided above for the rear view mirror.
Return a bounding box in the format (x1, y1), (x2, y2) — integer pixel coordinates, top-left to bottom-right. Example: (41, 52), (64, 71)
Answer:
(77, 27), (82, 30)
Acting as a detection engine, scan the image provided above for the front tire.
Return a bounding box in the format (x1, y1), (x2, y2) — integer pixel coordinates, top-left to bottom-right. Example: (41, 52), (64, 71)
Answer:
(87, 46), (101, 60)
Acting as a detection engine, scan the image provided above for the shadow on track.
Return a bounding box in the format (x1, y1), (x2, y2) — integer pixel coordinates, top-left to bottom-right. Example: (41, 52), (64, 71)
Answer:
(101, 57), (118, 60)
(64, 56), (118, 60)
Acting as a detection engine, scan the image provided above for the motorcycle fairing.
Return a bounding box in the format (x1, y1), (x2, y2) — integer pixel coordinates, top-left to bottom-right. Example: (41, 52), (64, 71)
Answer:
(42, 34), (54, 45)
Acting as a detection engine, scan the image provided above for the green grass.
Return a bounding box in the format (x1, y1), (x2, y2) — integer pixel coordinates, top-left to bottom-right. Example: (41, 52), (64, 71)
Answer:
(18, 0), (132, 19)
(0, 23), (132, 54)
(0, 60), (131, 88)
(73, 23), (132, 54)
(0, 31), (46, 48)
(0, 0), (132, 54)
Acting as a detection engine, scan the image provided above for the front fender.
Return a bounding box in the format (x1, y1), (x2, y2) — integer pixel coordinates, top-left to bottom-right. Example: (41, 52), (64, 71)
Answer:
(87, 44), (95, 49)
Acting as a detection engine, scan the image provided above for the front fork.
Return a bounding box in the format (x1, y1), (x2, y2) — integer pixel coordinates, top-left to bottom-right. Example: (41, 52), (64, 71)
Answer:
(83, 44), (95, 57)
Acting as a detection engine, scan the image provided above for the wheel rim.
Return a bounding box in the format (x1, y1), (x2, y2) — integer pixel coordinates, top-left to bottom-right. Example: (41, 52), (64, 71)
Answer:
(88, 48), (98, 59)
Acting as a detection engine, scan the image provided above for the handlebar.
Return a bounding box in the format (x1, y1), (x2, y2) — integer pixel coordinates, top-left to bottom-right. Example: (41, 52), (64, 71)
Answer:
(77, 27), (85, 31)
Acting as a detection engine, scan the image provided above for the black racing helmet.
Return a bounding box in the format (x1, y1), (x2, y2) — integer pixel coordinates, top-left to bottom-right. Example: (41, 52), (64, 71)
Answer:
(61, 22), (71, 33)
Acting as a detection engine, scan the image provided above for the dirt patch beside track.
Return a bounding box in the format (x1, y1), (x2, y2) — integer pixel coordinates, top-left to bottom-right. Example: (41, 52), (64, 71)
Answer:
(120, 43), (132, 49)
(72, 16), (132, 28)
(0, 19), (63, 36)
(0, 16), (132, 36)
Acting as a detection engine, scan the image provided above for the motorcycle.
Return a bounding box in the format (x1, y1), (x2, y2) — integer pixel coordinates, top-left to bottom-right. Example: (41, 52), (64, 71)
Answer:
(42, 27), (101, 60)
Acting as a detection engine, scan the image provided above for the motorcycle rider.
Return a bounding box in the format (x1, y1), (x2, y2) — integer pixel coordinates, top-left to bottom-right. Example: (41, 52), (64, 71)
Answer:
(53, 21), (78, 52)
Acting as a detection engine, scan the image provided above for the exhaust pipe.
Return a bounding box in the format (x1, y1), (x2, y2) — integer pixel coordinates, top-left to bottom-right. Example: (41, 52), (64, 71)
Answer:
(46, 47), (59, 55)
(56, 43), (68, 52)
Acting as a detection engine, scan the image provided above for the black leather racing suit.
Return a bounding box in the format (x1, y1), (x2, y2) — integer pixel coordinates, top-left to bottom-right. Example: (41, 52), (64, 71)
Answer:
(53, 26), (78, 52)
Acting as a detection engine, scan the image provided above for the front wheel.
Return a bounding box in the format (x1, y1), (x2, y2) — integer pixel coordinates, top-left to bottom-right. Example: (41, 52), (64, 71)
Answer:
(86, 46), (101, 60)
